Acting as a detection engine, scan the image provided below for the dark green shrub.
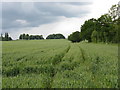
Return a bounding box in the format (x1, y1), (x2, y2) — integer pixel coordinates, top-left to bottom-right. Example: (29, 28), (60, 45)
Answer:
(68, 31), (81, 43)
(46, 34), (65, 39)
(3, 67), (20, 77)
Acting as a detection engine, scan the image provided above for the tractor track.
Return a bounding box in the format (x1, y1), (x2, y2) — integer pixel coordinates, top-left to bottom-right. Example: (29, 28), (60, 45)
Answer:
(77, 44), (86, 62)
(48, 44), (71, 88)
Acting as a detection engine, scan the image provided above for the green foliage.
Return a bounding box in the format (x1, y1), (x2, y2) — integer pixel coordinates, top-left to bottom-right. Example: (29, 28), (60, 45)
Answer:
(5, 33), (9, 41)
(19, 34), (44, 40)
(25, 34), (29, 40)
(46, 34), (65, 39)
(79, 4), (119, 43)
(109, 4), (119, 21)
(75, 3), (119, 43)
(0, 33), (12, 41)
(68, 31), (81, 43)
(91, 30), (98, 43)
(80, 18), (97, 42)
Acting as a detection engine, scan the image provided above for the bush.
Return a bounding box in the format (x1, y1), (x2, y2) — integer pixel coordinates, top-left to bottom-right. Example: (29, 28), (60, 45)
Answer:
(46, 34), (65, 39)
(68, 31), (81, 43)
(91, 30), (98, 43)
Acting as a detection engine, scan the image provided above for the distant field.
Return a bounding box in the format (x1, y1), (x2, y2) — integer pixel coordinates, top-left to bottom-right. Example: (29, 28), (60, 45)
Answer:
(2, 39), (118, 88)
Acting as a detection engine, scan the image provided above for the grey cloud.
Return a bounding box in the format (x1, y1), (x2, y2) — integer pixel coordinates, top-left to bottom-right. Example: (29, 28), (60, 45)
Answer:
(34, 2), (91, 17)
(64, 2), (92, 5)
(2, 2), (92, 31)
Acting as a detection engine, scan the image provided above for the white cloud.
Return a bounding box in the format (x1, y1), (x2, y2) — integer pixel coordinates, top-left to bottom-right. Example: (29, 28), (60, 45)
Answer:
(10, 17), (82, 39)
(15, 19), (29, 25)
(87, 0), (119, 19)
(2, 2), (91, 30)
(2, 0), (93, 2)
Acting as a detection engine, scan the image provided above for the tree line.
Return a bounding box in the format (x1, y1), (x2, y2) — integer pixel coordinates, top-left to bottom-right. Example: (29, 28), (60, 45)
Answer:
(68, 3), (119, 43)
(19, 34), (44, 40)
(0, 33), (12, 41)
(0, 33), (66, 41)
(46, 34), (65, 39)
(19, 33), (65, 40)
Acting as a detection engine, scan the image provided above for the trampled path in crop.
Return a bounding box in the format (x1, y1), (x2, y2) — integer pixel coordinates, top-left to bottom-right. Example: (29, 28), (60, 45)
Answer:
(48, 44), (86, 88)
(2, 40), (118, 88)
(49, 43), (91, 88)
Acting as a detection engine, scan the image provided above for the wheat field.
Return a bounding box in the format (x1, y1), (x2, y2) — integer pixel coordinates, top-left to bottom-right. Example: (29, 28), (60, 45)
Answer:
(2, 39), (118, 88)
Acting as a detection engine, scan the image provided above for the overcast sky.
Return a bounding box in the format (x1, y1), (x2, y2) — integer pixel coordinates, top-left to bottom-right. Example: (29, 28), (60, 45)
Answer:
(1, 0), (119, 39)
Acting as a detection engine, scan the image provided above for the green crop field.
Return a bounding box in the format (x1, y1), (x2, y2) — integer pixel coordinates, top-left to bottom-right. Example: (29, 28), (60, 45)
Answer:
(2, 39), (118, 88)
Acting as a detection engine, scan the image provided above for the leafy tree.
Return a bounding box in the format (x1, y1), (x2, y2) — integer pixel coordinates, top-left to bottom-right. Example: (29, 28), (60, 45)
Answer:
(80, 18), (98, 42)
(19, 34), (44, 40)
(46, 34), (65, 39)
(25, 34), (29, 40)
(79, 3), (119, 43)
(46, 34), (55, 39)
(39, 35), (44, 39)
(23, 34), (26, 40)
(0, 33), (12, 41)
(29, 35), (34, 40)
(5, 33), (9, 41)
(109, 4), (119, 21)
(8, 37), (12, 41)
(91, 30), (98, 43)
(0, 34), (3, 41)
(19, 34), (23, 40)
(68, 31), (81, 43)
